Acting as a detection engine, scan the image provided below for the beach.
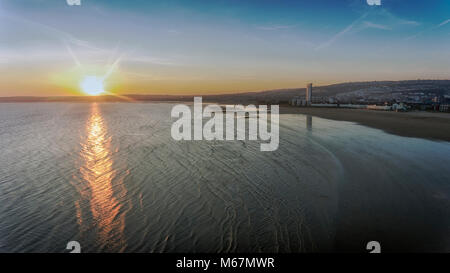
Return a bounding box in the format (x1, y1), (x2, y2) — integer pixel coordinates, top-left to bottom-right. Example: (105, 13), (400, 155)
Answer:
(280, 106), (450, 142)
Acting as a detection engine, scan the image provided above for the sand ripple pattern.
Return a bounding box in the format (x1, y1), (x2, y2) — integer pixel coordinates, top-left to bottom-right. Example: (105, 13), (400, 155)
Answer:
(0, 103), (449, 252)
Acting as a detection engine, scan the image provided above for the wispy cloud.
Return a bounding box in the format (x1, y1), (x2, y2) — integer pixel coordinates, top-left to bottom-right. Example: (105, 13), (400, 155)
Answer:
(399, 20), (421, 26)
(125, 55), (181, 66)
(315, 8), (422, 51)
(256, 24), (295, 31)
(0, 13), (131, 78)
(379, 9), (421, 27)
(315, 13), (368, 50)
(363, 21), (392, 30)
(437, 19), (450, 28)
(406, 18), (450, 40)
(63, 40), (81, 67)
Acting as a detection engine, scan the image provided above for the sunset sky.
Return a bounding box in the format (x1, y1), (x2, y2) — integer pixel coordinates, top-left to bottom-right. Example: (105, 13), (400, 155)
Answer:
(0, 0), (449, 96)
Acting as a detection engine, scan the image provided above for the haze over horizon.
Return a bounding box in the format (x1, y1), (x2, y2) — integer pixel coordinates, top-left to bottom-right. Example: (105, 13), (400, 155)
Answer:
(1, 0), (450, 96)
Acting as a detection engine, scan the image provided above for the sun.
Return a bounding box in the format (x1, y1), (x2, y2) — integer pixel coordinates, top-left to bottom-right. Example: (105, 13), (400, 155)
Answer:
(80, 76), (105, 95)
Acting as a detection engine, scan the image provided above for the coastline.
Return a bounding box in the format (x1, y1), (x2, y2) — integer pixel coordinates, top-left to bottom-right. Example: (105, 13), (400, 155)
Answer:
(1, 100), (449, 142)
(280, 106), (450, 142)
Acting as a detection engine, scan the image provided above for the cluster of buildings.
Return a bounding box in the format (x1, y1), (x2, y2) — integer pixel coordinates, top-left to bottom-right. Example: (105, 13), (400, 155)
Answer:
(290, 83), (450, 112)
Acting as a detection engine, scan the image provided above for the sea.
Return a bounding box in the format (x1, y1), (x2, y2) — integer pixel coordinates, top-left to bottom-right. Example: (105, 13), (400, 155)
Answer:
(0, 102), (449, 252)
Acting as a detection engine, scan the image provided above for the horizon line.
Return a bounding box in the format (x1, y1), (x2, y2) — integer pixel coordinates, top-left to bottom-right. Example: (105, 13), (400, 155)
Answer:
(1, 79), (449, 99)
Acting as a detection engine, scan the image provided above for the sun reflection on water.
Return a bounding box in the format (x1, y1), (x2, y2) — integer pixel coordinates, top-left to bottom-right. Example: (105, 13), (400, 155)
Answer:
(77, 103), (127, 251)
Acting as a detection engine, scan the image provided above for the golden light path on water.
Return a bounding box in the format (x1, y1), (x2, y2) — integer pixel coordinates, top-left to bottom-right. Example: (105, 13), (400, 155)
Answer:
(77, 103), (127, 251)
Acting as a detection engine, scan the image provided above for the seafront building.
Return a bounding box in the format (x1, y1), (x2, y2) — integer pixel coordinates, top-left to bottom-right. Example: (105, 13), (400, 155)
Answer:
(290, 83), (312, 107)
(306, 83), (312, 103)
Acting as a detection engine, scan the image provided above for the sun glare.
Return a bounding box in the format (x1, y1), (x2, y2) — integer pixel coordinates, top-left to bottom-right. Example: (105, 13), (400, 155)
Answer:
(81, 76), (105, 96)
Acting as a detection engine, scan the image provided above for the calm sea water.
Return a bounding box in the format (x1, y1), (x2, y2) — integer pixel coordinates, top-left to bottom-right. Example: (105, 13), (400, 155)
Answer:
(0, 103), (449, 253)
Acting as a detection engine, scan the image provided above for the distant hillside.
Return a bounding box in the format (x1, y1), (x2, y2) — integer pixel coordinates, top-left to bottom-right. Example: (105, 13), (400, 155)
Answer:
(1, 80), (449, 104)
(203, 80), (450, 104)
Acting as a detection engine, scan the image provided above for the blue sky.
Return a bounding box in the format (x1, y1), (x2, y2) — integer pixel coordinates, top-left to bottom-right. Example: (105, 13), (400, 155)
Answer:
(0, 0), (449, 95)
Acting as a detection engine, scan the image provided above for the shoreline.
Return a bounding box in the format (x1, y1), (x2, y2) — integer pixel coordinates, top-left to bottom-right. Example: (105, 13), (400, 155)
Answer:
(1, 101), (449, 142)
(280, 106), (450, 142)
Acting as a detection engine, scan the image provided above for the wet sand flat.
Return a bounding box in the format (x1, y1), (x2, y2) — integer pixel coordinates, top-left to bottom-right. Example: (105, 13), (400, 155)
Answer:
(280, 106), (450, 142)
